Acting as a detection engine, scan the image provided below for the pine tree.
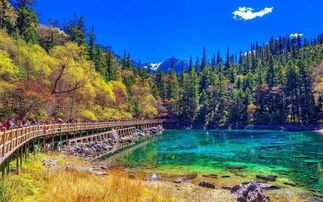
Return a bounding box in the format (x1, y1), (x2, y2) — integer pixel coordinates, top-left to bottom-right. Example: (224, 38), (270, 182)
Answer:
(105, 50), (118, 81)
(284, 61), (299, 123)
(266, 56), (275, 88)
(64, 15), (86, 45)
(88, 26), (96, 60)
(170, 56), (175, 72)
(225, 47), (231, 70)
(0, 0), (17, 35)
(155, 69), (167, 100)
(11, 0), (39, 43)
(201, 48), (207, 70)
(188, 56), (194, 72)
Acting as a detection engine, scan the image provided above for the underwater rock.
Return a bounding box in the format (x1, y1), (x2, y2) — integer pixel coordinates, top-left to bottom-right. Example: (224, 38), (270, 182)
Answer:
(202, 174), (218, 178)
(227, 165), (247, 170)
(258, 146), (281, 150)
(235, 174), (247, 177)
(231, 181), (270, 202)
(313, 193), (323, 199)
(276, 170), (290, 175)
(255, 179), (268, 183)
(305, 161), (318, 166)
(231, 184), (244, 193)
(183, 173), (198, 179)
(256, 175), (277, 182)
(282, 182), (296, 187)
(198, 181), (216, 189)
(222, 175), (231, 178)
(222, 186), (233, 190)
(258, 183), (280, 190)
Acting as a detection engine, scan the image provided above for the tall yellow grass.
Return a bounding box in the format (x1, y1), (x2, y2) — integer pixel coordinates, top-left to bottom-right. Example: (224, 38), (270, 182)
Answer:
(38, 169), (172, 202)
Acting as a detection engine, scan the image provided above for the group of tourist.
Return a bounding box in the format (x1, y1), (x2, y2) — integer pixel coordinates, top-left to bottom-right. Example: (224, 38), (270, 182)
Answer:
(0, 118), (152, 130)
(0, 118), (63, 130)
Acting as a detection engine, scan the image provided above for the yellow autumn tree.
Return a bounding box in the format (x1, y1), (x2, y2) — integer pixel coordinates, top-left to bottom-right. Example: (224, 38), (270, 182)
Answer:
(131, 77), (158, 118)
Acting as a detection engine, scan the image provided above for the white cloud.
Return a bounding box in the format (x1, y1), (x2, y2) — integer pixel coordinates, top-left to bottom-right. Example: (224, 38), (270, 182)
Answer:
(290, 33), (303, 38)
(233, 7), (273, 20)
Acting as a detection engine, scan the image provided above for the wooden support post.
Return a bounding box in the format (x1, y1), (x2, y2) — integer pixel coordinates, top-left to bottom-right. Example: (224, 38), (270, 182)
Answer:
(1, 161), (5, 178)
(6, 159), (9, 175)
(59, 134), (62, 151)
(25, 143), (28, 162)
(37, 138), (40, 153)
(52, 136), (55, 152)
(19, 147), (23, 169)
(43, 137), (46, 153)
(16, 152), (19, 174)
(32, 139), (35, 153)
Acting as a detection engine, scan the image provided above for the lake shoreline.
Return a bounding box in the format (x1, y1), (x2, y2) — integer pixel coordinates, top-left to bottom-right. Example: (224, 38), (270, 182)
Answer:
(122, 167), (318, 201)
(173, 123), (322, 132)
(112, 129), (323, 200)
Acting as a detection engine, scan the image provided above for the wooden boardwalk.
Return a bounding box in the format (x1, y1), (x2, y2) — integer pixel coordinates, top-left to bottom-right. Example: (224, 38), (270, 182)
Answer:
(0, 119), (172, 176)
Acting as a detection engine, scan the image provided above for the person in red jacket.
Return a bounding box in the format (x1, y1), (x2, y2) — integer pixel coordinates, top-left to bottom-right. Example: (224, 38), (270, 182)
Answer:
(1, 120), (9, 130)
(43, 120), (50, 132)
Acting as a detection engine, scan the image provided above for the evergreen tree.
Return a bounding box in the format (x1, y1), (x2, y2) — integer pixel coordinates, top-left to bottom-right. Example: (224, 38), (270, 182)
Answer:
(88, 26), (96, 60)
(11, 0), (38, 43)
(266, 56), (275, 88)
(64, 15), (86, 45)
(0, 0), (17, 34)
(201, 48), (207, 70)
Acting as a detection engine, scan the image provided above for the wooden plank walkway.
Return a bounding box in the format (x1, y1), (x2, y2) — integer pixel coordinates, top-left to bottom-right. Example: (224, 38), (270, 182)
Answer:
(0, 119), (170, 167)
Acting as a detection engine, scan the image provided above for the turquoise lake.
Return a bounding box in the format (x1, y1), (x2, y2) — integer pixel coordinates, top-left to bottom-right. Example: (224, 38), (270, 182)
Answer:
(112, 130), (323, 194)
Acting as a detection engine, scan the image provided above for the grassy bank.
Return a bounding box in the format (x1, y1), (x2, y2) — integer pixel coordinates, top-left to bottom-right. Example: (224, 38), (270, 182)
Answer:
(0, 152), (316, 202)
(0, 153), (234, 202)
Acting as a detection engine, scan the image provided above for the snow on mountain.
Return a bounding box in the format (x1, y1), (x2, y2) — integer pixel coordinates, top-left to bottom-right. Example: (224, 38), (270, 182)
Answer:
(143, 62), (162, 71)
(143, 58), (189, 74)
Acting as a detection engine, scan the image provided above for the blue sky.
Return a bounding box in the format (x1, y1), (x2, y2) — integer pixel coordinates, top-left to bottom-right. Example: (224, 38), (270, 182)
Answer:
(37, 0), (323, 63)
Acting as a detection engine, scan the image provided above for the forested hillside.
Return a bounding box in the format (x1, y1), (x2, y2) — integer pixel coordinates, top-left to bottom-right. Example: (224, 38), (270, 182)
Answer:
(157, 38), (323, 126)
(0, 0), (322, 126)
(0, 0), (162, 121)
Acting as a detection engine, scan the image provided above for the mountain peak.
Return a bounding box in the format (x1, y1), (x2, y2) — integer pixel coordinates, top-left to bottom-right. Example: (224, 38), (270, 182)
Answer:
(143, 58), (188, 73)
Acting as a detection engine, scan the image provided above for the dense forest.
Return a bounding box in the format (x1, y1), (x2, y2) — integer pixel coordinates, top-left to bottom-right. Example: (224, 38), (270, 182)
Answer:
(0, 0), (322, 126)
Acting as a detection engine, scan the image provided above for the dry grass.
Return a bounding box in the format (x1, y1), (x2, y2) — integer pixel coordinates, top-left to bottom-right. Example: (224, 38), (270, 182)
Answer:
(36, 169), (170, 202)
(34, 168), (235, 202)
(1, 153), (306, 202)
(0, 153), (173, 202)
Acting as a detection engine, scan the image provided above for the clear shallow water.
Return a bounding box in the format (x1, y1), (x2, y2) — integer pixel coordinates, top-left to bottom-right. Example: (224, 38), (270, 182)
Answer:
(110, 130), (323, 193)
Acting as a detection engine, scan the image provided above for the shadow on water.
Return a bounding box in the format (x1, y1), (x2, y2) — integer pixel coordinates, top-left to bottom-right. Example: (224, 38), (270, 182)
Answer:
(94, 136), (160, 165)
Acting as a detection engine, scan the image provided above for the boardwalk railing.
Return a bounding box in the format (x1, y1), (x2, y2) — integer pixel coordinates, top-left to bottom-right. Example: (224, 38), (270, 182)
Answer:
(0, 119), (171, 166)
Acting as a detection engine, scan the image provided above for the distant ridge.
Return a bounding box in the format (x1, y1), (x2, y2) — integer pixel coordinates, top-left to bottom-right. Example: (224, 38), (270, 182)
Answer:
(143, 58), (189, 73)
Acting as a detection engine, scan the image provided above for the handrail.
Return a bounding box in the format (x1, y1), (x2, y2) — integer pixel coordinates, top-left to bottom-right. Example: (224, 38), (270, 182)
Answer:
(0, 119), (171, 165)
